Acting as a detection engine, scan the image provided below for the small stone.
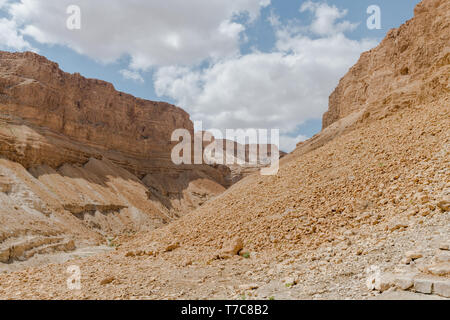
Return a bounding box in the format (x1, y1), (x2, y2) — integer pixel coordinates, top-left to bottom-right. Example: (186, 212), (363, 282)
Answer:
(100, 277), (115, 285)
(390, 222), (408, 232)
(392, 275), (414, 290)
(437, 200), (449, 212)
(355, 199), (370, 211)
(239, 283), (259, 291)
(421, 210), (431, 217)
(219, 237), (243, 258)
(0, 248), (11, 263)
(414, 279), (433, 294)
(433, 280), (450, 298)
(165, 242), (180, 252)
(418, 194), (429, 204)
(439, 243), (449, 251)
(401, 257), (412, 265)
(125, 251), (135, 257)
(427, 262), (450, 276)
(405, 251), (423, 260)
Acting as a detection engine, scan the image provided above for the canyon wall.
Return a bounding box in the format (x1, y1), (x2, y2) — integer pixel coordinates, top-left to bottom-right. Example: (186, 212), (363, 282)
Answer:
(322, 0), (449, 129)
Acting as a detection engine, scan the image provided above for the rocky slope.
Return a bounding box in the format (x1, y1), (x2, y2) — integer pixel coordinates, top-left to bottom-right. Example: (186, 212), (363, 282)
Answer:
(0, 0), (448, 300)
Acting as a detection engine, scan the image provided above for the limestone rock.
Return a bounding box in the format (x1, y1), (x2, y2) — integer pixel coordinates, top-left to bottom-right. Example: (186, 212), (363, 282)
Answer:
(219, 237), (243, 258)
(165, 242), (180, 252)
(433, 281), (450, 298)
(437, 200), (449, 212)
(427, 263), (450, 276)
(414, 279), (433, 294)
(392, 276), (414, 291)
(100, 277), (115, 285)
(405, 251), (423, 260)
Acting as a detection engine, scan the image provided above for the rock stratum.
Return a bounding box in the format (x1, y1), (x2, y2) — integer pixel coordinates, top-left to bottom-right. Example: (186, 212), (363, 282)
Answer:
(0, 0), (449, 300)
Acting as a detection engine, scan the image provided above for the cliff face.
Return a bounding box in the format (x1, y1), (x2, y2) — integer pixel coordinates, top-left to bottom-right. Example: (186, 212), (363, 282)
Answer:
(287, 0), (449, 160)
(322, 0), (449, 129)
(0, 51), (194, 175)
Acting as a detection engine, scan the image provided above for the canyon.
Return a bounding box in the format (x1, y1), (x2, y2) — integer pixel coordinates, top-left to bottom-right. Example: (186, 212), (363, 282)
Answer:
(0, 0), (448, 300)
(0, 50), (282, 266)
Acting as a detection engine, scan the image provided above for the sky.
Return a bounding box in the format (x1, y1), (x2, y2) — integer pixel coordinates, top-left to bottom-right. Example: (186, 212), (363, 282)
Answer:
(0, 0), (421, 151)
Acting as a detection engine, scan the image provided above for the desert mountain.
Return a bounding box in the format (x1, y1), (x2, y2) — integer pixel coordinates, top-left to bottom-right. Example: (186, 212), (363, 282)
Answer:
(0, 0), (448, 300)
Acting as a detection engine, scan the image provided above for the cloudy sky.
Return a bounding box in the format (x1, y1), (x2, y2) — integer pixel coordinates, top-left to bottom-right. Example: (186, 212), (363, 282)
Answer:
(0, 0), (420, 151)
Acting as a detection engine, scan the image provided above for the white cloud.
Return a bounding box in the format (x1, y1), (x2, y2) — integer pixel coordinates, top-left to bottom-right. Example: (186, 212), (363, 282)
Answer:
(155, 3), (377, 152)
(280, 134), (308, 153)
(119, 69), (144, 83)
(300, 1), (358, 36)
(0, 17), (33, 51)
(6, 0), (270, 69)
(0, 0), (33, 51)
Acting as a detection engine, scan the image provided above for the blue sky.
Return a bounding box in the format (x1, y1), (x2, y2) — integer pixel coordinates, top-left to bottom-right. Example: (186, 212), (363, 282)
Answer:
(0, 0), (420, 151)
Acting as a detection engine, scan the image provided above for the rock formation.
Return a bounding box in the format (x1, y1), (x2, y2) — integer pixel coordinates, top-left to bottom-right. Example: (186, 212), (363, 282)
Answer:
(323, 0), (449, 129)
(0, 51), (230, 261)
(292, 0), (449, 157)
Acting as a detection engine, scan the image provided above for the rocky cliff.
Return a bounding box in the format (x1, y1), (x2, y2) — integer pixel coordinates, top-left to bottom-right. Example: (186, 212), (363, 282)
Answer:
(286, 0), (449, 161)
(322, 0), (449, 129)
(0, 51), (221, 177)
